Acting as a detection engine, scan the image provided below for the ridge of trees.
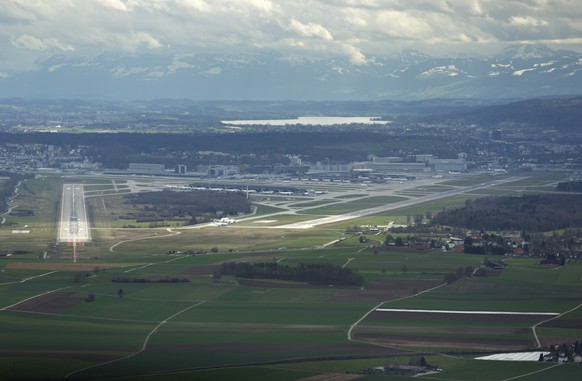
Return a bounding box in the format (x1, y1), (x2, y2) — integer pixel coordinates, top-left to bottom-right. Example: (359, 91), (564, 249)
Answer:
(220, 261), (364, 287)
(556, 181), (582, 192)
(431, 194), (582, 232)
(0, 131), (457, 168)
(123, 189), (251, 224)
(112, 277), (189, 283)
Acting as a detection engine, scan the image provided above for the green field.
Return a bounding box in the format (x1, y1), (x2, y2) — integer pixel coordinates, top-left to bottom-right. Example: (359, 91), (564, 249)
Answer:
(0, 172), (580, 380)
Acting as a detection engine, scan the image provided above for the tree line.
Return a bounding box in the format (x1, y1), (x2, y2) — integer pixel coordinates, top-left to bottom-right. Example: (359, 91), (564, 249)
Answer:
(0, 131), (380, 168)
(431, 194), (582, 232)
(556, 181), (582, 192)
(220, 261), (364, 286)
(112, 277), (189, 283)
(123, 189), (251, 224)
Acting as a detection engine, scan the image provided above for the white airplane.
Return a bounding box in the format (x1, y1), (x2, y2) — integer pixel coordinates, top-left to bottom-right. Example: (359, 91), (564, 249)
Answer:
(212, 217), (236, 226)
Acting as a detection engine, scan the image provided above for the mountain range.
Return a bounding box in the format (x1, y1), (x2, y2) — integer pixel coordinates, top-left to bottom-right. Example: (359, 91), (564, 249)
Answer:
(1, 44), (580, 101)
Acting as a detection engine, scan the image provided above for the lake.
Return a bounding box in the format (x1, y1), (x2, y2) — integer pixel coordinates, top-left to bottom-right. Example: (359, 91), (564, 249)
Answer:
(222, 116), (389, 126)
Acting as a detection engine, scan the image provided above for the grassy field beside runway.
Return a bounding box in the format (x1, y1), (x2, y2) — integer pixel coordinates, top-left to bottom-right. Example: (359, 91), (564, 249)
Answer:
(288, 199), (337, 207)
(103, 225), (343, 254)
(464, 188), (525, 196)
(0, 175), (62, 230)
(298, 195), (408, 215)
(439, 173), (514, 186)
(242, 213), (326, 225)
(83, 184), (117, 192)
(334, 193), (369, 199)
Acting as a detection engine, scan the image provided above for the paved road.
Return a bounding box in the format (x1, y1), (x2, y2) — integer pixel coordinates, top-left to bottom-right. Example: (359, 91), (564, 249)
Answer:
(58, 184), (91, 243)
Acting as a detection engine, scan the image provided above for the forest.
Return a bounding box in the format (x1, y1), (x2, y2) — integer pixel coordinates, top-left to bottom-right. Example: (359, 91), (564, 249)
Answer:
(220, 261), (364, 286)
(556, 181), (582, 192)
(123, 190), (251, 224)
(431, 194), (582, 232)
(0, 131), (457, 168)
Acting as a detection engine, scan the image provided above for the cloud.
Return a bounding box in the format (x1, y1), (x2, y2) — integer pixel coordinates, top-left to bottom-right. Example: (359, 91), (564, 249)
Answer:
(133, 32), (162, 50)
(509, 16), (548, 27)
(203, 67), (222, 76)
(12, 34), (74, 52)
(289, 19), (334, 41)
(0, 0), (581, 73)
(341, 43), (368, 65)
(246, 0), (278, 14)
(374, 10), (433, 39)
(100, 0), (129, 12)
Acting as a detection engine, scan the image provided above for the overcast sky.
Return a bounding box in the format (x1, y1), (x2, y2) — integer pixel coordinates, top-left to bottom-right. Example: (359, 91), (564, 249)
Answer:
(1, 0), (582, 74)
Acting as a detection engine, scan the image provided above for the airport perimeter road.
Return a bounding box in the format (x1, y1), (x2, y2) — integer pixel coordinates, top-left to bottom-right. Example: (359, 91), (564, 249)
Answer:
(58, 184), (91, 243)
(277, 176), (526, 229)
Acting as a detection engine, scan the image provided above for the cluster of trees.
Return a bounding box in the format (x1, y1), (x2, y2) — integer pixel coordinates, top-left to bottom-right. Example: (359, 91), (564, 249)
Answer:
(84, 292), (96, 302)
(431, 194), (582, 232)
(443, 265), (477, 284)
(220, 261), (364, 286)
(525, 228), (582, 258)
(112, 277), (190, 283)
(0, 129), (461, 171)
(557, 181), (582, 192)
(123, 190), (251, 224)
(540, 253), (566, 265)
(0, 131), (381, 169)
(545, 341), (582, 362)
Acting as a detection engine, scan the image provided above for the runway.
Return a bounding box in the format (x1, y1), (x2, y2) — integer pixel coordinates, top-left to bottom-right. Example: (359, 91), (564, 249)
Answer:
(276, 176), (525, 229)
(58, 184), (91, 243)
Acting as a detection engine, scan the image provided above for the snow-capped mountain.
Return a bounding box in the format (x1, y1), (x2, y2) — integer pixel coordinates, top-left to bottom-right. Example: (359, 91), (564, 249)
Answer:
(0, 45), (580, 101)
(494, 44), (557, 60)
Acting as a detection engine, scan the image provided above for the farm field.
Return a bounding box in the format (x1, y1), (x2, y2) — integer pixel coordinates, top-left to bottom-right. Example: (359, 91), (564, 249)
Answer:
(0, 171), (580, 380)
